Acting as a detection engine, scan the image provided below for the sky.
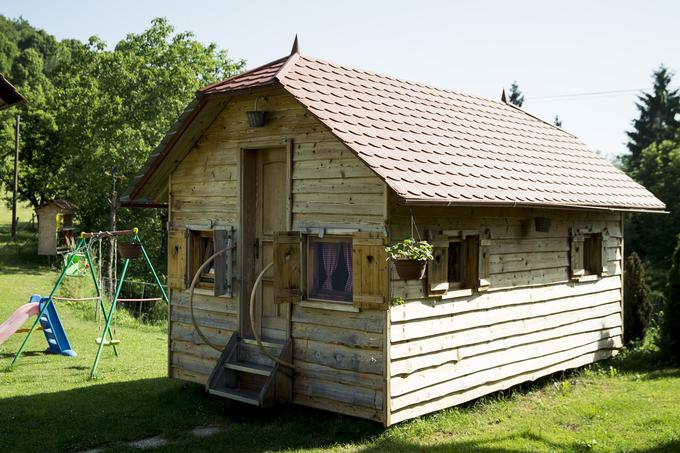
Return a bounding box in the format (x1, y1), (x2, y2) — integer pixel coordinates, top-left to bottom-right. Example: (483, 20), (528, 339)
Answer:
(3, 1), (679, 159)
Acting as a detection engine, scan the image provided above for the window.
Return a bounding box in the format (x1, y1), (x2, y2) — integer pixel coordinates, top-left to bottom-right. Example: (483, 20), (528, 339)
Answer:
(429, 232), (488, 295)
(307, 236), (352, 302)
(448, 241), (464, 288)
(190, 230), (215, 290)
(447, 235), (479, 289)
(570, 230), (606, 280)
(583, 234), (603, 276)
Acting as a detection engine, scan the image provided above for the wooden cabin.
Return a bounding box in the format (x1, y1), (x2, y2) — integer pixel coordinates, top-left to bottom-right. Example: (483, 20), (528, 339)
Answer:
(37, 200), (77, 255)
(121, 41), (665, 425)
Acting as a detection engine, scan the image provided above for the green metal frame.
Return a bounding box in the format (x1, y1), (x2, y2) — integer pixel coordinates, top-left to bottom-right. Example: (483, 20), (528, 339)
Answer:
(11, 230), (168, 379)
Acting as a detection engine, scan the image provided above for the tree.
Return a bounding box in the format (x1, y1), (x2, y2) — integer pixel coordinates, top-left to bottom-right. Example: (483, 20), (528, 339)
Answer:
(624, 66), (680, 172)
(661, 234), (680, 362)
(554, 115), (562, 127)
(0, 17), (245, 284)
(508, 81), (524, 107)
(625, 138), (680, 272)
(623, 252), (652, 343)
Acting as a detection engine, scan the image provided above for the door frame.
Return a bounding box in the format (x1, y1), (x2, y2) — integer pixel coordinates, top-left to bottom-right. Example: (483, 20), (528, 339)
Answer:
(238, 138), (294, 338)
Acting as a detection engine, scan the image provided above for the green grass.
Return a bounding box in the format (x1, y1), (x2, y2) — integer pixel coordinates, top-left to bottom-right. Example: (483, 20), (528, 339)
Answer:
(2, 205), (680, 452)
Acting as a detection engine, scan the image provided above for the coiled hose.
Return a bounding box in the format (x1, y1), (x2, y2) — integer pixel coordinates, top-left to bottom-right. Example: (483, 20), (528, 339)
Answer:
(188, 247), (294, 368)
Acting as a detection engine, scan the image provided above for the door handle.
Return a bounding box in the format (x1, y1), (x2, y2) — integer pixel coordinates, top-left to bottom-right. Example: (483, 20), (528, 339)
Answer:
(254, 237), (259, 260)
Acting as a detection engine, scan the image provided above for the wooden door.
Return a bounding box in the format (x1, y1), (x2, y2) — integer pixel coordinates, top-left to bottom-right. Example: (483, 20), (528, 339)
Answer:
(253, 148), (288, 340)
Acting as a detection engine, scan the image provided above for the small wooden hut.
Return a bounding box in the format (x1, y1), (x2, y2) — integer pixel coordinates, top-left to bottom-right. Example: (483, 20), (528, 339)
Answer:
(121, 41), (665, 425)
(0, 73), (24, 110)
(37, 200), (77, 255)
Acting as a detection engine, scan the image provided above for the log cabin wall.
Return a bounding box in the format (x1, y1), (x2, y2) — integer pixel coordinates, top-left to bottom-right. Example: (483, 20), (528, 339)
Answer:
(167, 86), (388, 422)
(387, 200), (624, 424)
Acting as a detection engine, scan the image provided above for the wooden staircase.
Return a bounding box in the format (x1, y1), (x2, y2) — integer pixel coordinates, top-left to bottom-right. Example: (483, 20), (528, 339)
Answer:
(207, 333), (292, 407)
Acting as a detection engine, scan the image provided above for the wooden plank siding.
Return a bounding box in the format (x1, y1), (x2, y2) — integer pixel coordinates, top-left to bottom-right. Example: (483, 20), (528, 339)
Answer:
(387, 202), (624, 423)
(167, 86), (387, 422)
(291, 305), (385, 422)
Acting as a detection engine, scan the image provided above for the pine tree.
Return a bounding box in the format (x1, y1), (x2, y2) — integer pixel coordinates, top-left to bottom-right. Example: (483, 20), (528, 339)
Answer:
(661, 235), (680, 362)
(508, 81), (524, 107)
(625, 65), (680, 171)
(623, 252), (652, 343)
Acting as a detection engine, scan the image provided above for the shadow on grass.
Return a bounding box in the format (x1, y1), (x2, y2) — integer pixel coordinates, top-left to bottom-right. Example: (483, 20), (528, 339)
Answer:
(355, 437), (680, 453)
(0, 378), (382, 452)
(3, 362), (680, 452)
(0, 350), (48, 360)
(611, 347), (680, 380)
(628, 440), (680, 453)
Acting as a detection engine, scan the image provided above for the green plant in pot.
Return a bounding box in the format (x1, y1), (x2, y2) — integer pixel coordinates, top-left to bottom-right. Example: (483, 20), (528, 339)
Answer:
(385, 238), (433, 280)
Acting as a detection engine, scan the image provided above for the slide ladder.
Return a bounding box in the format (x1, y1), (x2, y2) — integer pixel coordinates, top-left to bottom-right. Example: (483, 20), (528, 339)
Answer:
(32, 295), (76, 357)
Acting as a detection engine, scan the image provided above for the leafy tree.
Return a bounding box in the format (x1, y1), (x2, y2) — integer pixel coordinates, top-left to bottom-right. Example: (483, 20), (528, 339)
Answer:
(623, 252), (652, 343)
(0, 17), (245, 284)
(625, 138), (680, 272)
(624, 66), (680, 171)
(508, 81), (524, 107)
(661, 234), (680, 362)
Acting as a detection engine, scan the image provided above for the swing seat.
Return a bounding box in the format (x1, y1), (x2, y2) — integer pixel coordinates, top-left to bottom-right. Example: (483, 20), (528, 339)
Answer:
(95, 337), (121, 346)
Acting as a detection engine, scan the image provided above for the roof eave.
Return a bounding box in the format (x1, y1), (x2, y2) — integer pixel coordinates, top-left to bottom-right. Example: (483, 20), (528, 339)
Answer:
(399, 197), (668, 214)
(0, 74), (25, 109)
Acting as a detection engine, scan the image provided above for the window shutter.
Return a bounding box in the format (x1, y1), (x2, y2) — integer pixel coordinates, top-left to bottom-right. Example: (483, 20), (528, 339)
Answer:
(464, 235), (480, 289)
(570, 230), (585, 279)
(184, 229), (192, 288)
(352, 232), (388, 310)
(213, 227), (234, 297)
(428, 236), (449, 295)
(167, 229), (186, 290)
(273, 231), (302, 304)
(478, 234), (491, 291)
(600, 230), (609, 276)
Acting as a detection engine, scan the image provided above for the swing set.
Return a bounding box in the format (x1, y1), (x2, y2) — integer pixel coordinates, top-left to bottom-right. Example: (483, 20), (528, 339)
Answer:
(11, 228), (168, 378)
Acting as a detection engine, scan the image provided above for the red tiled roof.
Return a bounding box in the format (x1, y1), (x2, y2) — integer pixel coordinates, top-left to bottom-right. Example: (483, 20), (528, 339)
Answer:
(125, 51), (665, 212)
(200, 57), (287, 94)
(278, 55), (664, 211)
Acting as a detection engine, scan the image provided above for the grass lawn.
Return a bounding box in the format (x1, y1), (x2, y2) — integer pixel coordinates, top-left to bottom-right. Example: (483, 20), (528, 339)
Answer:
(1, 203), (680, 452)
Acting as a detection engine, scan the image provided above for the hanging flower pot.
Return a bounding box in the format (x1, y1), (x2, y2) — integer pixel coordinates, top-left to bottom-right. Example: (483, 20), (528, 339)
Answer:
(246, 96), (267, 127)
(246, 110), (266, 127)
(385, 238), (433, 280)
(119, 243), (141, 260)
(394, 259), (428, 280)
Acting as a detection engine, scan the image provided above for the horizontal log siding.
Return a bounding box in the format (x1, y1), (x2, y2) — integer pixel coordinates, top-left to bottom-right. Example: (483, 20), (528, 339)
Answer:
(291, 305), (385, 422)
(168, 87), (387, 393)
(388, 205), (623, 423)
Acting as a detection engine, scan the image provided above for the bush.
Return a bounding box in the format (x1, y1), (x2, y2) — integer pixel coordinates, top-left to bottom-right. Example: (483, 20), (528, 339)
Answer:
(624, 252), (653, 343)
(661, 234), (680, 362)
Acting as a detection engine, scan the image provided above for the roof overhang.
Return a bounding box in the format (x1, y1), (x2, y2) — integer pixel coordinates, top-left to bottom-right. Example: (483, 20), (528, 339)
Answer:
(122, 43), (666, 214)
(0, 74), (25, 110)
(399, 197), (668, 214)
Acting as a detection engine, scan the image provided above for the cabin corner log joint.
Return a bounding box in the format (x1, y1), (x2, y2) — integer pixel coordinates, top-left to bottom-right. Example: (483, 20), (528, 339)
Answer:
(122, 43), (666, 425)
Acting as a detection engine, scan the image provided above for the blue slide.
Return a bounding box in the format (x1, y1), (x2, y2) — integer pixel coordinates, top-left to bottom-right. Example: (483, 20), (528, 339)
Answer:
(30, 294), (77, 357)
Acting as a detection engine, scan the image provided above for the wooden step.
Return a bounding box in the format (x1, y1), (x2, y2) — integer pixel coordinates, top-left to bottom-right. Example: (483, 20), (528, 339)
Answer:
(224, 360), (273, 376)
(240, 337), (285, 349)
(208, 386), (260, 405)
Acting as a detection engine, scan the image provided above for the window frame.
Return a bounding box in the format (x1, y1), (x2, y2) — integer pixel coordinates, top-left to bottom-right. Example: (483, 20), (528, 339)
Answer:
(570, 229), (607, 281)
(306, 235), (353, 304)
(582, 233), (603, 276)
(429, 230), (489, 297)
(189, 229), (216, 290)
(447, 239), (466, 290)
